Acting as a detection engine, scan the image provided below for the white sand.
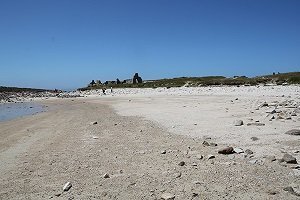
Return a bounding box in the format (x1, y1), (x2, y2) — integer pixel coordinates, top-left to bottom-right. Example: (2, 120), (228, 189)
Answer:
(97, 85), (300, 157)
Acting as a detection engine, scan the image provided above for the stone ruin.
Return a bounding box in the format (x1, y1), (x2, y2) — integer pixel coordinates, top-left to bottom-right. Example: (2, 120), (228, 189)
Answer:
(87, 73), (142, 87)
(132, 73), (143, 84)
(88, 80), (102, 87)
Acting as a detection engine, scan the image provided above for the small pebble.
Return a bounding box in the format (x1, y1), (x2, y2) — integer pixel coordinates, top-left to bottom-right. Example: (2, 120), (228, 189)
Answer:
(251, 137), (259, 141)
(161, 150), (167, 154)
(218, 147), (234, 154)
(161, 193), (175, 200)
(63, 182), (72, 192)
(103, 173), (110, 178)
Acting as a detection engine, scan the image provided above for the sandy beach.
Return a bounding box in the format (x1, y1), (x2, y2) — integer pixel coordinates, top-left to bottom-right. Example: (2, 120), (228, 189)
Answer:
(1, 86), (300, 199)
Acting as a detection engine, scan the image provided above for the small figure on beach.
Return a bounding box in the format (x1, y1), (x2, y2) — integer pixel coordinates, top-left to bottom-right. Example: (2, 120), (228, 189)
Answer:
(110, 87), (113, 93)
(102, 87), (106, 95)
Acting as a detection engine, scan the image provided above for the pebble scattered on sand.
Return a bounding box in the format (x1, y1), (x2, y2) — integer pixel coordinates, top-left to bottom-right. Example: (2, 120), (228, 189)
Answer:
(283, 185), (300, 197)
(202, 141), (217, 147)
(249, 159), (258, 165)
(174, 172), (181, 178)
(178, 161), (185, 166)
(285, 129), (300, 136)
(245, 149), (253, 155)
(251, 137), (259, 141)
(161, 193), (175, 200)
(266, 190), (278, 195)
(218, 147), (234, 154)
(266, 156), (276, 162)
(233, 148), (244, 154)
(282, 154), (297, 164)
(202, 141), (210, 146)
(233, 120), (243, 126)
(63, 182), (72, 191)
(103, 173), (110, 178)
(247, 122), (265, 126)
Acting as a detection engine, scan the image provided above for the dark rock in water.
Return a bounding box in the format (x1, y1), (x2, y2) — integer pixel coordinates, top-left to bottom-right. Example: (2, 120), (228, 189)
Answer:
(282, 154), (297, 164)
(247, 122), (265, 126)
(218, 147), (234, 154)
(285, 129), (300, 136)
(132, 73), (143, 84)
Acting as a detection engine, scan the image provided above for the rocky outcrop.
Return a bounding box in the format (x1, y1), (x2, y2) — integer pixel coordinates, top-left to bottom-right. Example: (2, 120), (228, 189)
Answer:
(132, 73), (143, 84)
(116, 78), (121, 84)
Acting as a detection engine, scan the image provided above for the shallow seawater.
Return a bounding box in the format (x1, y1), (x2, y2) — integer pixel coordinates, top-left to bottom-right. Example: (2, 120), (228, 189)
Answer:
(0, 102), (46, 122)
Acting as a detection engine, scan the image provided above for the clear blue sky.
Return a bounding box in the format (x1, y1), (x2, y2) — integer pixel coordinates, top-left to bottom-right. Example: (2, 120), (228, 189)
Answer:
(0, 0), (299, 89)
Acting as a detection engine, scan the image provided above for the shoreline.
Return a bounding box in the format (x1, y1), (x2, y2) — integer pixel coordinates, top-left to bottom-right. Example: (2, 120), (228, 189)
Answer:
(1, 84), (299, 104)
(0, 102), (48, 122)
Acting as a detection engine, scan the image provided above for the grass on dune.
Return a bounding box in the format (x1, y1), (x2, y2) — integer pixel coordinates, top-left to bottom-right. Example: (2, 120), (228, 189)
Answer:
(78, 71), (300, 91)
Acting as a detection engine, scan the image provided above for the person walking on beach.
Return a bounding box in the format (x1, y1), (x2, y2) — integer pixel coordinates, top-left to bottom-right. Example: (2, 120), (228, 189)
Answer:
(102, 87), (106, 95)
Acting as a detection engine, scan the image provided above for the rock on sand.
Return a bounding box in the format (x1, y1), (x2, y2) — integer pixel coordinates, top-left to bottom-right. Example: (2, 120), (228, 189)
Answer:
(285, 129), (300, 136)
(218, 147), (234, 154)
(161, 193), (175, 200)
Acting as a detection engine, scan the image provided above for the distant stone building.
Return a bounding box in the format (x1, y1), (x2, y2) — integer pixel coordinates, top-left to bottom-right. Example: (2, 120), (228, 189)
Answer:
(233, 76), (247, 79)
(96, 80), (102, 85)
(123, 79), (133, 84)
(88, 80), (96, 87)
(104, 81), (116, 85)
